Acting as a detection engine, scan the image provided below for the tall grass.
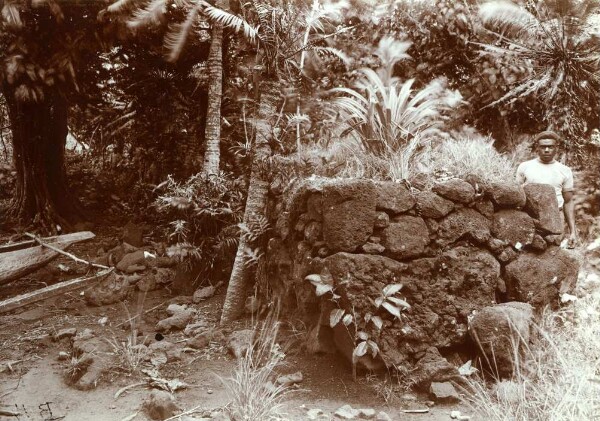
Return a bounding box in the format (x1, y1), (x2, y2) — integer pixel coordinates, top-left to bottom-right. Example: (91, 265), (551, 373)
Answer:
(221, 311), (291, 421)
(463, 293), (600, 420)
(425, 136), (517, 186)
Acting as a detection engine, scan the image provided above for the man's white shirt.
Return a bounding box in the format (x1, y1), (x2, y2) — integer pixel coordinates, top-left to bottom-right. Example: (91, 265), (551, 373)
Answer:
(515, 158), (574, 208)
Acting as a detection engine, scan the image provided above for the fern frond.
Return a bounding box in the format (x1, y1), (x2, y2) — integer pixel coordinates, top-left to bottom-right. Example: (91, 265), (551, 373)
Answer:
(128, 0), (167, 29)
(313, 46), (351, 66)
(201, 2), (257, 43)
(164, 7), (198, 62)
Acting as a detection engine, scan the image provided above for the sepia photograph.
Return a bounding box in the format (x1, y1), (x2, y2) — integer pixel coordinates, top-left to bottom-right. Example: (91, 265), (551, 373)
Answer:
(0, 0), (599, 419)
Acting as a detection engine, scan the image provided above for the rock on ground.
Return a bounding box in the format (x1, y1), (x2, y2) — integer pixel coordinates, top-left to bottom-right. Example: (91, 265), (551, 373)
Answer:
(429, 381), (460, 403)
(227, 329), (255, 359)
(142, 390), (179, 420)
(85, 273), (133, 306)
(469, 302), (533, 377)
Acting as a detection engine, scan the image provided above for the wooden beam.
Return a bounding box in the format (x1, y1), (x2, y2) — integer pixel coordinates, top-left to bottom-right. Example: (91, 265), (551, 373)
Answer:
(0, 269), (113, 314)
(0, 231), (96, 285)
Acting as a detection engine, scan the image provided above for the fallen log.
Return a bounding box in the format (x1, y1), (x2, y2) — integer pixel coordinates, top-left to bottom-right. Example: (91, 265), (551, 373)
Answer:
(0, 269), (113, 314)
(0, 231), (95, 285)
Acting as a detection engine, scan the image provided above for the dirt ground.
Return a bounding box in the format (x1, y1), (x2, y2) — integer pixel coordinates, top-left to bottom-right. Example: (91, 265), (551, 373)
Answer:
(0, 229), (470, 421)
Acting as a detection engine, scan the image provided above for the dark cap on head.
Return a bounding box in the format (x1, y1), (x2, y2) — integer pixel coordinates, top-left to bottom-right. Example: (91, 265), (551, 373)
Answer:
(533, 130), (561, 144)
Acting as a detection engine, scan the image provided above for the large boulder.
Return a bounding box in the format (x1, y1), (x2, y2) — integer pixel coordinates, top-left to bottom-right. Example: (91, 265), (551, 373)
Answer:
(322, 180), (377, 252)
(374, 181), (415, 214)
(504, 247), (580, 307)
(381, 216), (430, 259)
(433, 179), (475, 204)
(491, 210), (536, 247)
(415, 191), (454, 219)
(438, 208), (491, 246)
(469, 302), (533, 377)
(523, 183), (563, 234)
(489, 183), (527, 208)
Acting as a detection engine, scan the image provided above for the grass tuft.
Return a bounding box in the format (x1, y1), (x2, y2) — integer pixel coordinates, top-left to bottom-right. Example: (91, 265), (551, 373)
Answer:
(221, 311), (291, 421)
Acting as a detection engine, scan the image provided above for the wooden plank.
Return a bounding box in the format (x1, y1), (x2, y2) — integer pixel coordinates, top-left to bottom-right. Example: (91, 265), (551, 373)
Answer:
(0, 269), (113, 314)
(0, 231), (95, 285)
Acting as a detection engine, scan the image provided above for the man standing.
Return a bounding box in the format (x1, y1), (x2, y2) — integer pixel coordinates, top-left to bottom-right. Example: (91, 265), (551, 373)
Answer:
(516, 131), (578, 247)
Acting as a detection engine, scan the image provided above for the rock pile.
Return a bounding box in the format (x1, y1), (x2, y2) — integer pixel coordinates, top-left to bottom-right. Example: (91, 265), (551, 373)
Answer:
(267, 178), (580, 382)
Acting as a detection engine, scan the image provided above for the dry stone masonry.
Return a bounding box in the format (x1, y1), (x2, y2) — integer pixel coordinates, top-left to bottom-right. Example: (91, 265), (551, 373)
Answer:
(266, 178), (580, 382)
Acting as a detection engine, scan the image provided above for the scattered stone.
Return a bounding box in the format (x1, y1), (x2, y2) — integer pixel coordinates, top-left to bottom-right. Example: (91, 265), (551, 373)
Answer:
(156, 306), (194, 333)
(148, 341), (182, 362)
(193, 286), (216, 303)
(382, 216), (430, 259)
(523, 183), (563, 234)
(545, 234), (563, 246)
(334, 404), (360, 419)
(275, 371), (303, 387)
(227, 329), (254, 359)
(74, 328), (95, 341)
(85, 273), (133, 306)
(123, 222), (144, 248)
(412, 347), (460, 390)
(429, 381), (460, 403)
(69, 337), (112, 390)
(137, 274), (157, 292)
(469, 302), (533, 377)
(125, 264), (147, 274)
(54, 328), (77, 341)
(187, 333), (210, 350)
(183, 321), (210, 337)
(116, 250), (147, 272)
(433, 179), (475, 204)
(358, 408), (376, 419)
(375, 412), (393, 421)
(415, 191), (454, 218)
(307, 408), (326, 420)
(57, 351), (69, 361)
(375, 181), (416, 213)
(142, 390), (179, 420)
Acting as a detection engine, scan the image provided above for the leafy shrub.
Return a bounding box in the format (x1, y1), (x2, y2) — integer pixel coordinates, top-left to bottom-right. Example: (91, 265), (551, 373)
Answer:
(154, 171), (245, 282)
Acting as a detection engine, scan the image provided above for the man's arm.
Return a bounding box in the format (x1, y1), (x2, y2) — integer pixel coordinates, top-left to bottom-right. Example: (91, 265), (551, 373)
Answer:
(515, 163), (526, 184)
(563, 191), (577, 244)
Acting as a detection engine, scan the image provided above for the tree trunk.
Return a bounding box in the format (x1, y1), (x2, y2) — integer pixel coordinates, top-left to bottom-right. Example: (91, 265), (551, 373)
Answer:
(3, 85), (83, 233)
(203, 23), (224, 176)
(220, 80), (278, 325)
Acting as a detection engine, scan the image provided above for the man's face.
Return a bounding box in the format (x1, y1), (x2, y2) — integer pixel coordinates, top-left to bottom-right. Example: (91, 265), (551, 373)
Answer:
(537, 138), (558, 163)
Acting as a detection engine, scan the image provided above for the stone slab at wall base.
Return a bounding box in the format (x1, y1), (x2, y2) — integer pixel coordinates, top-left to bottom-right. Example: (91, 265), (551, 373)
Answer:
(266, 177), (580, 383)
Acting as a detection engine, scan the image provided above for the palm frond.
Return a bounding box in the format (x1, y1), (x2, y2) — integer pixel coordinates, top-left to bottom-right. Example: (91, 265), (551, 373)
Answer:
(202, 3), (257, 43)
(312, 46), (351, 66)
(106, 0), (139, 14)
(164, 6), (198, 62)
(128, 0), (167, 29)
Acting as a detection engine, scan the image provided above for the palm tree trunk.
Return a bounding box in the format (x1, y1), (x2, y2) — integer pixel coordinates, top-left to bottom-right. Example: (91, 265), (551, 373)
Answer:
(203, 23), (224, 176)
(220, 80), (278, 325)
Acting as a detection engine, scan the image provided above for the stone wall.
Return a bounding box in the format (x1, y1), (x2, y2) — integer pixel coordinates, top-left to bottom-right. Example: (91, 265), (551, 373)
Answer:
(265, 177), (579, 378)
